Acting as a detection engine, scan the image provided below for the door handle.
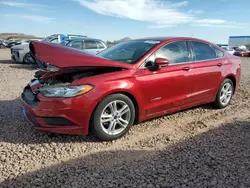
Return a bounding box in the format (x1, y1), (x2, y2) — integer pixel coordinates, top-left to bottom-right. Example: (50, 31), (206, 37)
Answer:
(217, 63), (222, 67)
(182, 66), (191, 71)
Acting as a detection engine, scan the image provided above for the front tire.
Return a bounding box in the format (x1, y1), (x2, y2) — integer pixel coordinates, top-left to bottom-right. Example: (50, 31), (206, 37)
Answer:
(214, 79), (234, 109)
(91, 94), (135, 141)
(23, 53), (31, 64)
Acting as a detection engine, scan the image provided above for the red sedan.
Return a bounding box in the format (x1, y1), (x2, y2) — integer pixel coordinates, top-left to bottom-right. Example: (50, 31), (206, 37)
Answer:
(21, 37), (241, 140)
(233, 48), (250, 57)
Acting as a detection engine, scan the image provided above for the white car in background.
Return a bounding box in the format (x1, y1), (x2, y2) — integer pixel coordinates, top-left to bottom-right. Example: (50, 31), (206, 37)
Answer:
(10, 39), (41, 63)
(221, 46), (235, 55)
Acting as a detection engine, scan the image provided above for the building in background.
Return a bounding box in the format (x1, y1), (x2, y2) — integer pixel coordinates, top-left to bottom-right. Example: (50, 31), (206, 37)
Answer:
(228, 36), (250, 47)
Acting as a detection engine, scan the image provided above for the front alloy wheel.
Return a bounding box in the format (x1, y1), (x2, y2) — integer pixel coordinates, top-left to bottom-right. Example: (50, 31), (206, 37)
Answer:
(91, 94), (135, 141)
(100, 100), (131, 135)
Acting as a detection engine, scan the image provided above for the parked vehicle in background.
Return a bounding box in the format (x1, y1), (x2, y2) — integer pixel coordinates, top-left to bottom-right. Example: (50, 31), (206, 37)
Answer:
(233, 47), (250, 57)
(0, 40), (5, 48)
(61, 38), (107, 55)
(21, 37), (241, 141)
(11, 43), (32, 63)
(19, 39), (41, 45)
(11, 34), (86, 63)
(221, 46), (235, 55)
(4, 39), (22, 48)
(42, 34), (87, 44)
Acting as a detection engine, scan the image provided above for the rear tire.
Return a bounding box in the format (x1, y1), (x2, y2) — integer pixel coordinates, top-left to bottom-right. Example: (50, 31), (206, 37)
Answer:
(214, 79), (234, 109)
(91, 94), (135, 141)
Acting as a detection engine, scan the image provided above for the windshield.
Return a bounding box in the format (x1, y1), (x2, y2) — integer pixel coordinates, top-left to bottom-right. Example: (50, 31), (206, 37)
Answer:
(42, 36), (54, 42)
(98, 40), (160, 64)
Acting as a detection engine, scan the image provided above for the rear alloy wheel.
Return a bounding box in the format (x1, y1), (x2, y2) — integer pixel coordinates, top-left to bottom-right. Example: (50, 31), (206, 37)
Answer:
(214, 79), (234, 109)
(91, 94), (135, 141)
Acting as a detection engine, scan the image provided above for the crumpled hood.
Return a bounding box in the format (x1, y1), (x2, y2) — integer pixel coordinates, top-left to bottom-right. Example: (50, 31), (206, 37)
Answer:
(29, 41), (132, 69)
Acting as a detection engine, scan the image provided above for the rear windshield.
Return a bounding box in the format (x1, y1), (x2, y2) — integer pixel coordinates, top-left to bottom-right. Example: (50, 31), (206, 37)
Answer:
(98, 40), (160, 64)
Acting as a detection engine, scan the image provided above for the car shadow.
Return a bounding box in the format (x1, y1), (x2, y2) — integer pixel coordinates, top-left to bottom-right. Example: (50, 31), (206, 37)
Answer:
(0, 59), (17, 64)
(9, 64), (38, 70)
(1, 120), (250, 187)
(0, 59), (38, 70)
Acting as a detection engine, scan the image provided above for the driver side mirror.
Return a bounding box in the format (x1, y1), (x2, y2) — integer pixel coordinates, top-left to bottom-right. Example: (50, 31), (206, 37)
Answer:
(155, 58), (169, 69)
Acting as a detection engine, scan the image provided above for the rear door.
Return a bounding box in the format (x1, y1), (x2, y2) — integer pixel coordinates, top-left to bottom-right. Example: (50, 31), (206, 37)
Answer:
(188, 41), (225, 101)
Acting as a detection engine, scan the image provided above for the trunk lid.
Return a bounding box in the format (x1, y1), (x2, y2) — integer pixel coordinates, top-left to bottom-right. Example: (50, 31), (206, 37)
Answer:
(29, 41), (132, 70)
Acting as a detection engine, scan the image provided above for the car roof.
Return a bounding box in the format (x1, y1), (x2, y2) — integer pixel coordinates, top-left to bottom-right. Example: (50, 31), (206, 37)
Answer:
(133, 37), (174, 41)
(66, 37), (103, 42)
(132, 37), (210, 43)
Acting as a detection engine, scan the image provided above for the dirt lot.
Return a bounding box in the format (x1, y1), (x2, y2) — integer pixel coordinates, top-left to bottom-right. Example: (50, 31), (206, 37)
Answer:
(0, 48), (250, 187)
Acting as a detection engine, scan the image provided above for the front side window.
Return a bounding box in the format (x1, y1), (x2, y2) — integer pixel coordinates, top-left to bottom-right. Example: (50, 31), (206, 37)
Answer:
(69, 41), (83, 49)
(192, 41), (216, 61)
(154, 41), (191, 64)
(84, 41), (98, 49)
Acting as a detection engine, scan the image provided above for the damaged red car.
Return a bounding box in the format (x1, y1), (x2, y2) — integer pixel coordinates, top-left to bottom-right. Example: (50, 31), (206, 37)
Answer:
(21, 37), (241, 140)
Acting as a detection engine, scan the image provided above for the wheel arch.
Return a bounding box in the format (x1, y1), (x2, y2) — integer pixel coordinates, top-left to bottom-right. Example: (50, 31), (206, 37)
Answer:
(88, 90), (141, 134)
(225, 74), (236, 93)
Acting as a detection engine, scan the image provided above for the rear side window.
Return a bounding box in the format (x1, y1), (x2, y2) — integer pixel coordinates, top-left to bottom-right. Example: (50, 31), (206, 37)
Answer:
(211, 46), (224, 58)
(96, 41), (105, 49)
(191, 41), (216, 61)
(84, 41), (98, 49)
(155, 41), (191, 64)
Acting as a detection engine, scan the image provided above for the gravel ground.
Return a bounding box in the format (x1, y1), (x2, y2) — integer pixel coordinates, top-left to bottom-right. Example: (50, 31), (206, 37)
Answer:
(0, 48), (250, 187)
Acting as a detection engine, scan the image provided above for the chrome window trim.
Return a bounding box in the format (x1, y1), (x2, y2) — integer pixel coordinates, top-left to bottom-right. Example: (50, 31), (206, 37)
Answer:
(139, 40), (225, 69)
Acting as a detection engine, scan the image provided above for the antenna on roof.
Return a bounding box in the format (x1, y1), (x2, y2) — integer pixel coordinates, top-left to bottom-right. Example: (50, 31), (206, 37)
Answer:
(191, 32), (195, 38)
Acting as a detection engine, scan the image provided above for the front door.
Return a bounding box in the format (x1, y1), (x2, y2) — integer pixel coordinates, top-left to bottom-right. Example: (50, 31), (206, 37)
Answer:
(139, 41), (196, 116)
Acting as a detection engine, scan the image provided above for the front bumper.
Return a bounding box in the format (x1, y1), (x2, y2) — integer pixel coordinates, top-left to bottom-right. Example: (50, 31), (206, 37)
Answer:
(20, 81), (96, 135)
